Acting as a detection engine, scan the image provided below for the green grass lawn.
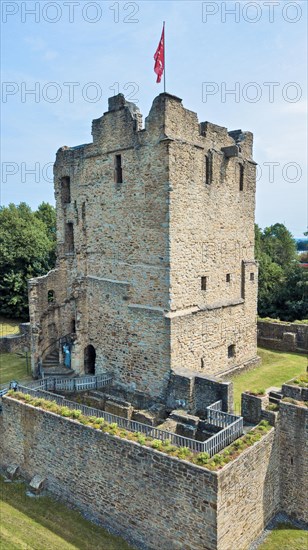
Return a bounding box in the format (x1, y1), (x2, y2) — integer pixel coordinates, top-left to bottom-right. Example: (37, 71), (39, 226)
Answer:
(0, 318), (32, 385)
(0, 476), (133, 550)
(231, 348), (307, 413)
(258, 522), (308, 550)
(0, 353), (32, 386)
(0, 317), (21, 336)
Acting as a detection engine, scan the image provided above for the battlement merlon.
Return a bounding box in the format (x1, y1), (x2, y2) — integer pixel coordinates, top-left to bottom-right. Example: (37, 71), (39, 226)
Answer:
(146, 93), (254, 159)
(55, 92), (255, 162)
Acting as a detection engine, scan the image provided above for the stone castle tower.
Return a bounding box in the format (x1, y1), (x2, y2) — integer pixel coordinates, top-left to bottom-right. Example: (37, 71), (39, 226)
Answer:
(29, 93), (259, 399)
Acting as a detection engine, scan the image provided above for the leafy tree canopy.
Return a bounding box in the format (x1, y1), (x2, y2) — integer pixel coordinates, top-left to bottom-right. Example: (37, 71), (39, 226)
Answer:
(0, 202), (56, 320)
(255, 223), (308, 321)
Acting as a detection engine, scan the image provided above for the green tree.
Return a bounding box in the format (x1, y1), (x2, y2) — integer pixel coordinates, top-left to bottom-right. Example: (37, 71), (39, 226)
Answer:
(255, 223), (308, 321)
(35, 202), (56, 242)
(0, 202), (56, 319)
(262, 223), (298, 269)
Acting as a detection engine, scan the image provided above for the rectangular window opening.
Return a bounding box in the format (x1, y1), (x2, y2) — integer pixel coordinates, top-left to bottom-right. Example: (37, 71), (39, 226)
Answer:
(250, 272), (255, 281)
(226, 273), (231, 283)
(201, 276), (207, 291)
(115, 154), (123, 184)
(239, 164), (244, 191)
(241, 260), (245, 299)
(228, 344), (235, 358)
(61, 176), (71, 204)
(205, 152), (212, 185)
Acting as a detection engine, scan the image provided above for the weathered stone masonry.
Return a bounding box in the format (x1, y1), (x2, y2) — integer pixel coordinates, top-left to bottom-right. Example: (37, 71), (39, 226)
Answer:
(0, 396), (286, 550)
(258, 320), (308, 353)
(29, 92), (258, 400)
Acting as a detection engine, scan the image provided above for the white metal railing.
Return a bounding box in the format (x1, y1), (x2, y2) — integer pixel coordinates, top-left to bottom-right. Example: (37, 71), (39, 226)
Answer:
(30, 373), (112, 393)
(206, 401), (239, 428)
(14, 385), (244, 457)
(207, 400), (222, 411)
(203, 417), (244, 455)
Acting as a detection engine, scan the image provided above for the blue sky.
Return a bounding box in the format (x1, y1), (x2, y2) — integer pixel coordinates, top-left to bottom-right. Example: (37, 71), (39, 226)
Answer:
(1, 0), (307, 237)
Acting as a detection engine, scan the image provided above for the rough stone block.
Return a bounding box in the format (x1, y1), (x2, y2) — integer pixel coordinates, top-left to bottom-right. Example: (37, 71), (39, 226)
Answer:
(132, 410), (157, 426)
(105, 399), (133, 419)
(261, 410), (277, 427)
(6, 464), (19, 480)
(175, 422), (197, 439)
(302, 387), (308, 401)
(282, 384), (303, 401)
(221, 145), (239, 158)
(241, 392), (269, 424)
(282, 332), (297, 351)
(29, 475), (46, 494)
(170, 409), (199, 427)
(166, 369), (195, 411)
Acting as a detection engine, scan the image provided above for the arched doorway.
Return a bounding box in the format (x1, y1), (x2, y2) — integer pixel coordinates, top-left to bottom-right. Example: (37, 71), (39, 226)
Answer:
(84, 345), (96, 374)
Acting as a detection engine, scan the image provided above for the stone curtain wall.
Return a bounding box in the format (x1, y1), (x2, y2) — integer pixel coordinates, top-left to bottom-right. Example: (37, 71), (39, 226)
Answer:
(0, 323), (30, 354)
(0, 397), (218, 550)
(279, 401), (308, 523)
(0, 397), (284, 550)
(217, 429), (280, 550)
(257, 320), (308, 352)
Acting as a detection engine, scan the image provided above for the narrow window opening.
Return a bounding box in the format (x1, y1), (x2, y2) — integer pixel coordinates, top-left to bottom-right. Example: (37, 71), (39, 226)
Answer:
(61, 176), (71, 204)
(65, 222), (74, 253)
(201, 358), (205, 369)
(290, 457), (293, 465)
(115, 154), (123, 184)
(239, 164), (244, 191)
(82, 202), (86, 221)
(228, 344), (235, 358)
(71, 318), (76, 333)
(250, 272), (255, 281)
(205, 152), (212, 185)
(47, 290), (55, 303)
(201, 276), (207, 291)
(226, 273), (231, 283)
(241, 260), (245, 299)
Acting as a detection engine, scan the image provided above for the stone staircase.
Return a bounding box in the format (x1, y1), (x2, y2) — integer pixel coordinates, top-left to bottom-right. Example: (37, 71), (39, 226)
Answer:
(268, 388), (283, 406)
(42, 350), (75, 378)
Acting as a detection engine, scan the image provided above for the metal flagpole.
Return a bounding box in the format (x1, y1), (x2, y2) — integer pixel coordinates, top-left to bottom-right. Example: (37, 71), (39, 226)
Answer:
(163, 21), (166, 93)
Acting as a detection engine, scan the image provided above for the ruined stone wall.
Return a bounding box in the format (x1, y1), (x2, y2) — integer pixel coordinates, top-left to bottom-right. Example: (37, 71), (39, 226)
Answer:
(0, 323), (30, 354)
(217, 429), (280, 550)
(28, 267), (75, 372)
(166, 368), (233, 414)
(279, 401), (308, 523)
(0, 397), (286, 550)
(258, 320), (308, 352)
(0, 397), (218, 550)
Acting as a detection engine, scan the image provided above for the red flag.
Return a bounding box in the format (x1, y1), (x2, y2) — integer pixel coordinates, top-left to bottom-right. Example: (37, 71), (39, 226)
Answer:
(154, 24), (165, 83)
